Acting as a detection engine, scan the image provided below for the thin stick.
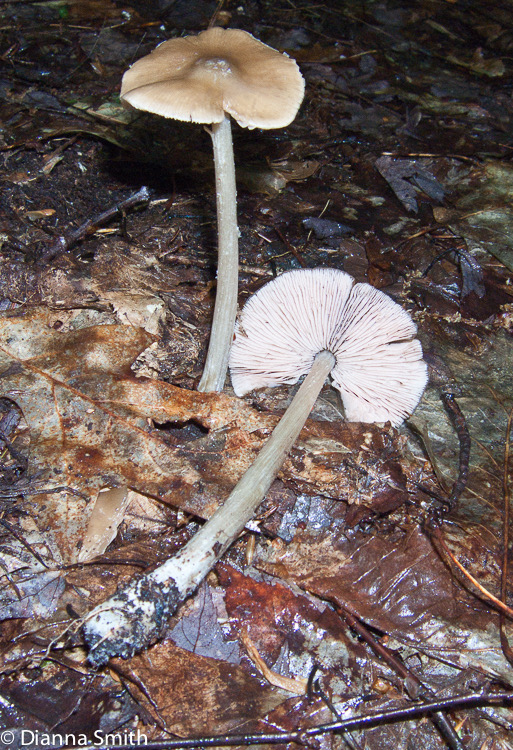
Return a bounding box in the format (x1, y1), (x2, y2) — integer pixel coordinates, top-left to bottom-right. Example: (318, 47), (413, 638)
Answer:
(431, 526), (513, 620)
(0, 516), (48, 568)
(274, 226), (308, 267)
(77, 692), (513, 750)
(501, 408), (512, 605)
(500, 408), (513, 663)
(335, 602), (464, 750)
(40, 186), (150, 262)
(441, 390), (471, 507)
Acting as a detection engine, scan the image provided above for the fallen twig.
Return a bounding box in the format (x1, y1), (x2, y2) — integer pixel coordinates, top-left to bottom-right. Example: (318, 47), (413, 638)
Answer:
(241, 625), (308, 695)
(274, 226), (308, 267)
(40, 186), (150, 262)
(334, 601), (465, 750)
(80, 691), (513, 750)
(0, 516), (49, 568)
(430, 525), (513, 620)
(500, 407), (513, 663)
(441, 389), (471, 508)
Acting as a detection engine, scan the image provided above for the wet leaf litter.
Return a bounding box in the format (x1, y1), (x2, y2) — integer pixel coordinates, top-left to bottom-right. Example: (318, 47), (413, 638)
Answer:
(0, 1), (512, 748)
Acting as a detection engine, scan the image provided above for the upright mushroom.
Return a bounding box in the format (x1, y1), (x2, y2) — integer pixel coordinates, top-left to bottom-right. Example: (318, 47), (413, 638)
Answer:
(83, 267), (427, 666)
(120, 28), (305, 392)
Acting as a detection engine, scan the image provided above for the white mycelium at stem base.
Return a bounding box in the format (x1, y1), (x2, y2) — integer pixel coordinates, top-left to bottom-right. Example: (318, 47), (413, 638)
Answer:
(83, 268), (427, 666)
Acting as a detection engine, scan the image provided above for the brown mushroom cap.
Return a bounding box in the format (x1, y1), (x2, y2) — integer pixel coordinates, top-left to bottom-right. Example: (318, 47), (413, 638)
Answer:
(229, 268), (428, 426)
(120, 28), (305, 129)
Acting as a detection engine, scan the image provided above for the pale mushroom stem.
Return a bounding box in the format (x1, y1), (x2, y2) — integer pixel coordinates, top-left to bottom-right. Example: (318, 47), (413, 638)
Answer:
(197, 116), (239, 393)
(83, 350), (335, 665)
(154, 349), (335, 590)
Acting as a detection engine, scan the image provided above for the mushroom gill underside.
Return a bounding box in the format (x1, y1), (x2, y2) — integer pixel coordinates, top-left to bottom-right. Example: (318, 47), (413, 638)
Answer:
(229, 268), (428, 427)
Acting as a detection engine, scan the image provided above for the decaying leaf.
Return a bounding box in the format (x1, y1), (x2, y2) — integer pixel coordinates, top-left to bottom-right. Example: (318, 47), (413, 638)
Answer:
(447, 49), (505, 78)
(375, 156), (444, 213)
(169, 582), (240, 664)
(113, 641), (289, 735)
(0, 664), (137, 739)
(256, 525), (513, 685)
(218, 563), (386, 693)
(0, 568), (64, 620)
(434, 160), (513, 272)
(0, 309), (419, 560)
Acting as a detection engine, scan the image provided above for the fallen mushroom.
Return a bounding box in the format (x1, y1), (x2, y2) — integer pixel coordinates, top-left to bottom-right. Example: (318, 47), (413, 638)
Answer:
(120, 28), (305, 392)
(83, 268), (427, 666)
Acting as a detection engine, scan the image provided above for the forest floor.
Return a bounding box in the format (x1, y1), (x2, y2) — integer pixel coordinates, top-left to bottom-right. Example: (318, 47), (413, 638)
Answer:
(0, 1), (512, 748)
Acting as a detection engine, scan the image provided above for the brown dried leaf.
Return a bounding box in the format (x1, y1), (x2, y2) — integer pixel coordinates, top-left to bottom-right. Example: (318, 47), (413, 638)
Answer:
(115, 642), (288, 735)
(271, 159), (320, 182)
(0, 310), (272, 560)
(255, 525), (513, 685)
(218, 564), (384, 694)
(293, 42), (347, 63)
(447, 49), (505, 78)
(0, 309), (418, 561)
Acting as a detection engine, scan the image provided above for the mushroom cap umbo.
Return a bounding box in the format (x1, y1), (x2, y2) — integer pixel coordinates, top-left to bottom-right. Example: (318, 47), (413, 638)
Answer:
(229, 268), (428, 427)
(120, 28), (305, 130)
